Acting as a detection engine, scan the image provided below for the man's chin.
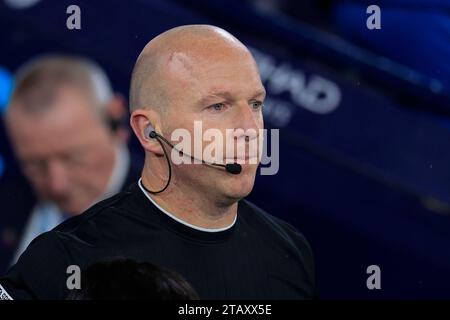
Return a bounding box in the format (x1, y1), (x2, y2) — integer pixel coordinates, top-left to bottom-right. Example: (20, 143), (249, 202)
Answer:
(223, 181), (254, 202)
(56, 201), (88, 216)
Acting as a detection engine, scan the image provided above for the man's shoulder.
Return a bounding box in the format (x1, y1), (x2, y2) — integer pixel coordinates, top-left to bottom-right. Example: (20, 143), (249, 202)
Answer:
(239, 199), (314, 261)
(6, 183), (138, 269)
(240, 200), (308, 242)
(0, 183), (142, 300)
(53, 183), (137, 234)
(0, 230), (70, 299)
(240, 199), (316, 293)
(0, 172), (36, 274)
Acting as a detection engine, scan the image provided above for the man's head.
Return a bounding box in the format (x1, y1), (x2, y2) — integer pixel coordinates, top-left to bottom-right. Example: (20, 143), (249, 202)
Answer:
(130, 25), (265, 204)
(5, 55), (127, 214)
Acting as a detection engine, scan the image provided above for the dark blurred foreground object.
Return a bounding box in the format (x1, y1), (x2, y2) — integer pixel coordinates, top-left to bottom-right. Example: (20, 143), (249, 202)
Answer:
(66, 258), (199, 300)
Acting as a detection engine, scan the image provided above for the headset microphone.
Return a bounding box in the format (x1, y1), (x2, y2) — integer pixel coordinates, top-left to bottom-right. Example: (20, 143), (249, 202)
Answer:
(224, 163), (242, 175)
(142, 125), (242, 194)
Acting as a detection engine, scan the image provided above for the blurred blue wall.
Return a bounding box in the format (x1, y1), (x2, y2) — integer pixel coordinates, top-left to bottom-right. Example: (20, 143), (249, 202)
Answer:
(1, 0), (450, 298)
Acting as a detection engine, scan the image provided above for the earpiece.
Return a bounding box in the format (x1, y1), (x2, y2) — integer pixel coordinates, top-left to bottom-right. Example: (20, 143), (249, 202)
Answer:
(145, 124), (157, 139)
(107, 114), (129, 133)
(140, 123), (241, 194)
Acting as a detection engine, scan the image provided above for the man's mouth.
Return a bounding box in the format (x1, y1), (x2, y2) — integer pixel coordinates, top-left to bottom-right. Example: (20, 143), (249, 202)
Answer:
(225, 156), (258, 164)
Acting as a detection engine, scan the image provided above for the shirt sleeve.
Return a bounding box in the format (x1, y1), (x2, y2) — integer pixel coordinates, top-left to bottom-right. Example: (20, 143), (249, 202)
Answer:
(0, 231), (71, 300)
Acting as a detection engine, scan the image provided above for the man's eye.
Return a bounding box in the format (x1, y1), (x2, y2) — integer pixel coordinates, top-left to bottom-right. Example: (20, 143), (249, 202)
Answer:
(63, 153), (84, 165)
(23, 161), (45, 175)
(251, 101), (263, 111)
(207, 103), (226, 113)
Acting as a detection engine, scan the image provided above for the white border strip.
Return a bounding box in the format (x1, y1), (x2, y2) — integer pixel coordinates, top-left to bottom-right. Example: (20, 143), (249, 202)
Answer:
(138, 178), (237, 233)
(0, 284), (13, 300)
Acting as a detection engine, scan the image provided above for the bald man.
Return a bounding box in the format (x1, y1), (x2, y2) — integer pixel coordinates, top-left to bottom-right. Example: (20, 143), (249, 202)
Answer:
(0, 25), (315, 300)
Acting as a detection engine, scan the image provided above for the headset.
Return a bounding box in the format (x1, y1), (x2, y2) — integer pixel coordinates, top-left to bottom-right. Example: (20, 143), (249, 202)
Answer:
(141, 124), (242, 194)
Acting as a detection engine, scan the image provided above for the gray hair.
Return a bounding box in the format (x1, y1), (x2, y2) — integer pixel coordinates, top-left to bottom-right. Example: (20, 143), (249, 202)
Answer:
(9, 54), (113, 116)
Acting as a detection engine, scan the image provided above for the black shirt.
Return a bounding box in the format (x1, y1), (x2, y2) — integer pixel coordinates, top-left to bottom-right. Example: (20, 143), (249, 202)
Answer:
(0, 182), (315, 300)
(0, 151), (142, 275)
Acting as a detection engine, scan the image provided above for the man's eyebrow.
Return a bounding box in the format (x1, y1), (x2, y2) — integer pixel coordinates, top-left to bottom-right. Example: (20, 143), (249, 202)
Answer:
(197, 90), (234, 106)
(197, 88), (266, 106)
(251, 88), (266, 99)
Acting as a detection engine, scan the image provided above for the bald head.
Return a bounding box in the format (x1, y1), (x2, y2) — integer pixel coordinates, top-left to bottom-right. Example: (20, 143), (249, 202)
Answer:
(130, 25), (265, 204)
(129, 25), (255, 113)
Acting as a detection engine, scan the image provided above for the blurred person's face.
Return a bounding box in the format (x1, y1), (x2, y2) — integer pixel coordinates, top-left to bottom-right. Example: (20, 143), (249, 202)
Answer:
(146, 47), (265, 203)
(7, 86), (117, 215)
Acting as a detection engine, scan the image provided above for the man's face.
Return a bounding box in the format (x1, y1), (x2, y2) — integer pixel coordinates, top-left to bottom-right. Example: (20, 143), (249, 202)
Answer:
(162, 48), (265, 203)
(7, 86), (116, 214)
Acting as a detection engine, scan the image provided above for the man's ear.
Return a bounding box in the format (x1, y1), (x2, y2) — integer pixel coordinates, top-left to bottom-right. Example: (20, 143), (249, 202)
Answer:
(104, 93), (129, 142)
(130, 109), (164, 156)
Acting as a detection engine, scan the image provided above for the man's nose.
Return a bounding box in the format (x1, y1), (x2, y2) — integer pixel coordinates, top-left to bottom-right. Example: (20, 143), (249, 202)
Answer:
(232, 102), (261, 139)
(45, 159), (70, 196)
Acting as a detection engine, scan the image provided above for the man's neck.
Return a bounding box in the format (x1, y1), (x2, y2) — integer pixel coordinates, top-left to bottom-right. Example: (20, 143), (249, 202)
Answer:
(140, 172), (238, 230)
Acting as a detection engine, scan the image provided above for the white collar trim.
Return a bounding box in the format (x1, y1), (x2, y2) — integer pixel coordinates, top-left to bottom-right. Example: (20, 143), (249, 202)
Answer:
(138, 178), (237, 233)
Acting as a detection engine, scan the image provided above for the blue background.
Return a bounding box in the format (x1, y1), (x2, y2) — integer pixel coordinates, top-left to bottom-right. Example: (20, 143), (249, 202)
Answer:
(1, 0), (450, 298)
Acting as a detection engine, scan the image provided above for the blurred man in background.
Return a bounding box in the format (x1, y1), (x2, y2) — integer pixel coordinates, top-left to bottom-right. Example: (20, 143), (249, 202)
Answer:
(2, 55), (140, 267)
